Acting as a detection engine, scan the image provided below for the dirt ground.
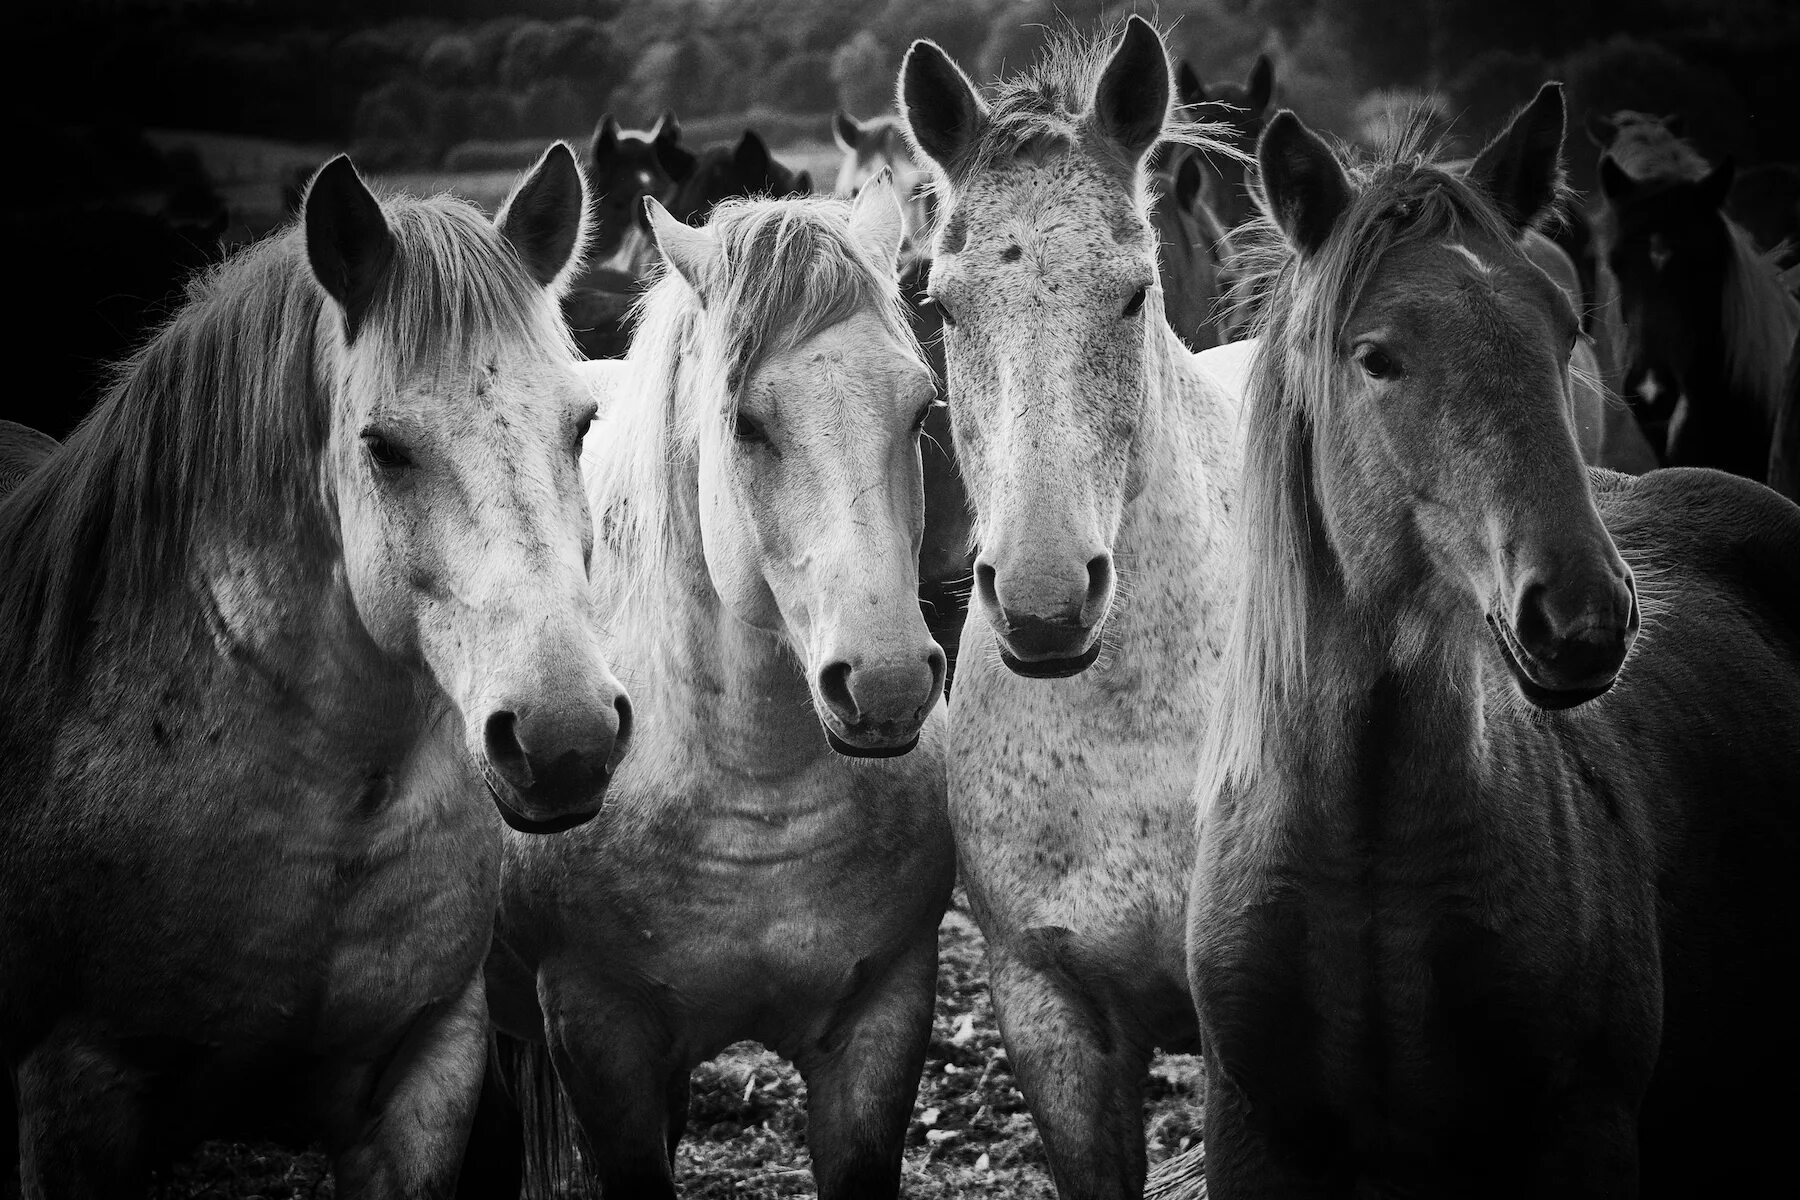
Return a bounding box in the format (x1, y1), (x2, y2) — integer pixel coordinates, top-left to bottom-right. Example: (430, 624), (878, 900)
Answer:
(149, 891), (1205, 1199)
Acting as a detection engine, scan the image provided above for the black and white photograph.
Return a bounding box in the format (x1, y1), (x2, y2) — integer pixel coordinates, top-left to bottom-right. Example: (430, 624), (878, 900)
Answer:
(3, 0), (1797, 1197)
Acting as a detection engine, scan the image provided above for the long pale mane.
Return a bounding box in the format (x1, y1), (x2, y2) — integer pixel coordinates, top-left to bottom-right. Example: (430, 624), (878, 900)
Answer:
(1198, 113), (1526, 795)
(586, 194), (921, 615)
(0, 192), (571, 686)
(1721, 219), (1800, 423)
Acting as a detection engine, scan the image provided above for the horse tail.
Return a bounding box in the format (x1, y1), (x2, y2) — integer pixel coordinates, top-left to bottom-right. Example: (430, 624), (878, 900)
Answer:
(492, 1032), (599, 1200)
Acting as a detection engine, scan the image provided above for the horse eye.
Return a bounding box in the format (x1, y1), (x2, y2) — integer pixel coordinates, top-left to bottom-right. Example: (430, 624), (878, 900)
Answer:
(574, 414), (593, 450)
(1358, 347), (1398, 380)
(911, 398), (940, 432)
(926, 295), (957, 327)
(733, 410), (768, 444)
(361, 433), (413, 470)
(1122, 286), (1148, 318)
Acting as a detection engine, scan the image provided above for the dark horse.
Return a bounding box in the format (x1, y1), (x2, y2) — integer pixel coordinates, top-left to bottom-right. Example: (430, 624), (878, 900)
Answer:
(1188, 86), (1800, 1198)
(1598, 154), (1800, 486)
(660, 128), (813, 225)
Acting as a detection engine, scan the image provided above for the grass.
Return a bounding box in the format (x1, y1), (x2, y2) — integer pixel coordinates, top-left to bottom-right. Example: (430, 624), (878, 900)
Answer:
(151, 892), (1206, 1199)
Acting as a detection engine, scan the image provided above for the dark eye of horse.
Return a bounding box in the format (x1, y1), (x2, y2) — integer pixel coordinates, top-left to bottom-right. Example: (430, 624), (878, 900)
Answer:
(1359, 347), (1398, 380)
(362, 433), (413, 470)
(912, 399), (940, 433)
(1123, 287), (1148, 317)
(926, 295), (957, 327)
(575, 414), (593, 451)
(733, 410), (768, 444)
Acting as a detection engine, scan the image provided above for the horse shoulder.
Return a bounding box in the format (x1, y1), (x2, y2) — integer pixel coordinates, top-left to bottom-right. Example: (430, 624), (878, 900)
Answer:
(1191, 337), (1257, 406)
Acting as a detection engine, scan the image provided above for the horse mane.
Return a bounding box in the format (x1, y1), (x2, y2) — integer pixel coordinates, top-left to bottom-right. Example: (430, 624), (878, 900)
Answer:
(0, 191), (571, 686)
(1199, 111), (1531, 794)
(1721, 218), (1800, 422)
(587, 194), (921, 615)
(936, 22), (1235, 184)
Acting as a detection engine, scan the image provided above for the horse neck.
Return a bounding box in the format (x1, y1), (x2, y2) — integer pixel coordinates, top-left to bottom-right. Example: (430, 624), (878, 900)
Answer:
(602, 388), (829, 789)
(184, 525), (436, 765)
(1254, 494), (1489, 824)
(1104, 322), (1242, 646)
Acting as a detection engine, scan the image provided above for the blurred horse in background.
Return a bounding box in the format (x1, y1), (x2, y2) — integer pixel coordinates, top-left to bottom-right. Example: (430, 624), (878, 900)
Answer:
(1598, 152), (1800, 487)
(467, 181), (953, 1200)
(1, 145), (630, 1197)
(1177, 54), (1274, 236)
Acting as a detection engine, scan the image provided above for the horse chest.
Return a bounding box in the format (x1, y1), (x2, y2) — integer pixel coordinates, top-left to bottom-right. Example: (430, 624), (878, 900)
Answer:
(541, 758), (951, 1030)
(44, 690), (498, 1053)
(1196, 776), (1615, 1158)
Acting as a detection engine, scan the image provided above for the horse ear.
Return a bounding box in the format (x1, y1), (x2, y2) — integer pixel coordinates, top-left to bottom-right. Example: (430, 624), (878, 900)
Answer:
(304, 155), (394, 341)
(496, 141), (588, 293)
(1092, 15), (1170, 166)
(833, 109), (862, 153)
(1598, 155), (1635, 203)
(592, 114), (619, 162)
(1176, 60), (1207, 111)
(1257, 110), (1351, 256)
(645, 196), (717, 302)
(1174, 151), (1204, 213)
(1244, 54), (1275, 116)
(1468, 82), (1566, 232)
(734, 130), (772, 178)
(900, 39), (989, 173)
(652, 110), (682, 145)
(1584, 111), (1616, 150)
(849, 167), (905, 268)
(1697, 157), (1735, 210)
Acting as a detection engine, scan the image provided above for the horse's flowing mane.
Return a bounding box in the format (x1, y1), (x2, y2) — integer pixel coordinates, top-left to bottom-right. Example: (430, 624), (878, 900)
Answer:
(1721, 219), (1800, 423)
(587, 194), (921, 614)
(0, 192), (570, 685)
(1198, 113), (1530, 797)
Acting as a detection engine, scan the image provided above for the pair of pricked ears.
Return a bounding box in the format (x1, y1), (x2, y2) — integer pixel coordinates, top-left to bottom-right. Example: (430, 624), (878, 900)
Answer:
(641, 169), (907, 308)
(901, 15), (1175, 182)
(1259, 82), (1569, 257)
(305, 142), (588, 341)
(593, 109), (696, 186)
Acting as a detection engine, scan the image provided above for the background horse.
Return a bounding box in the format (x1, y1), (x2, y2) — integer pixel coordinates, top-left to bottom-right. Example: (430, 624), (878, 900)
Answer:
(1188, 87), (1800, 1199)
(902, 19), (1245, 1198)
(1176, 55), (1275, 236)
(0, 146), (629, 1196)
(469, 183), (954, 1200)
(1598, 153), (1800, 488)
(662, 128), (813, 225)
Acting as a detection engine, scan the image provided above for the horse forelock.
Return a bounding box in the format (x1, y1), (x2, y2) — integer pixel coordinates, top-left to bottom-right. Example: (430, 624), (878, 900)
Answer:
(0, 191), (567, 686)
(588, 194), (919, 615)
(1201, 119), (1531, 796)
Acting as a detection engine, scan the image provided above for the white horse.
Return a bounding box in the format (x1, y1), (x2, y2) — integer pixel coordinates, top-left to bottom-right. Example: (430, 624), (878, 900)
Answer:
(901, 19), (1243, 1199)
(470, 179), (956, 1200)
(0, 146), (627, 1196)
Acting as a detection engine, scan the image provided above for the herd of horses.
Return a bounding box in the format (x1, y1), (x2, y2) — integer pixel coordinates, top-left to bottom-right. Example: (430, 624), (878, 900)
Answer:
(4, 16), (1799, 1200)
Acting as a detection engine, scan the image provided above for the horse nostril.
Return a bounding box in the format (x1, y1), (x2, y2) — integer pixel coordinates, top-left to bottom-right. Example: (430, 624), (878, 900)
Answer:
(1085, 553), (1114, 616)
(925, 644), (948, 703)
(608, 694), (634, 773)
(974, 561), (999, 611)
(1513, 582), (1553, 653)
(819, 661), (857, 722)
(483, 711), (532, 789)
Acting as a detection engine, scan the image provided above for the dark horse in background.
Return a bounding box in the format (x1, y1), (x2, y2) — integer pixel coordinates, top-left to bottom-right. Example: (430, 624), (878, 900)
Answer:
(561, 115), (812, 360)
(1598, 153), (1800, 495)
